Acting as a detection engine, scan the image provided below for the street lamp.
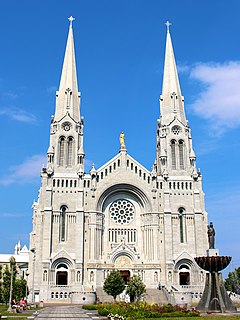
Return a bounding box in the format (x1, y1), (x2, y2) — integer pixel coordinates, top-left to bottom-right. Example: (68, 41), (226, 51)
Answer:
(30, 248), (36, 304)
(7, 256), (15, 312)
(25, 270), (29, 299)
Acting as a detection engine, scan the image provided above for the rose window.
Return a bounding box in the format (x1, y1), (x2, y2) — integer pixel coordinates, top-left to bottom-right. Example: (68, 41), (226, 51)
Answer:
(171, 125), (181, 135)
(110, 199), (135, 225)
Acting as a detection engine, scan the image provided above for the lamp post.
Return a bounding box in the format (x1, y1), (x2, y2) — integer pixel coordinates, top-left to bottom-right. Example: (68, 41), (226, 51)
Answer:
(7, 256), (15, 312)
(30, 248), (36, 304)
(25, 270), (29, 299)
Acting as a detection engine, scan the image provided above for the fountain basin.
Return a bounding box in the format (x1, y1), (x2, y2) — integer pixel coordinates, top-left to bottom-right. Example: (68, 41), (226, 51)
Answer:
(195, 256), (231, 272)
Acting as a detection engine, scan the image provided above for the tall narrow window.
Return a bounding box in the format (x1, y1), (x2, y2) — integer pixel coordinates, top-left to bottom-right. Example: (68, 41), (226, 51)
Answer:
(61, 206), (67, 241)
(59, 137), (65, 166)
(171, 140), (176, 169)
(179, 215), (184, 243)
(179, 140), (184, 169)
(67, 137), (73, 167)
(178, 207), (185, 243)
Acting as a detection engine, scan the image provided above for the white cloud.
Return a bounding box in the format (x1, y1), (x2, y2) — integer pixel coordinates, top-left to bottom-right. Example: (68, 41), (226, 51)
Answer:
(0, 154), (46, 186)
(177, 64), (190, 73)
(189, 61), (240, 134)
(0, 107), (36, 123)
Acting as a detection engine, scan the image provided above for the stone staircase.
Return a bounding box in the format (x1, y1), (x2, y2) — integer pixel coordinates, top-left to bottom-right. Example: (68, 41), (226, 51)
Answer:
(96, 287), (169, 305)
(96, 287), (114, 303)
(145, 288), (169, 305)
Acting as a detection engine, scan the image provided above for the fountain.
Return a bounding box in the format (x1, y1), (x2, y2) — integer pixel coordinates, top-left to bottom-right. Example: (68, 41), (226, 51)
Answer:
(195, 223), (236, 313)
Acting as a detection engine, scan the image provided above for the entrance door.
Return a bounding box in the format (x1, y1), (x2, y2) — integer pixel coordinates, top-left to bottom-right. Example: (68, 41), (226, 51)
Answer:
(56, 271), (68, 285)
(120, 270), (130, 284)
(179, 272), (190, 285)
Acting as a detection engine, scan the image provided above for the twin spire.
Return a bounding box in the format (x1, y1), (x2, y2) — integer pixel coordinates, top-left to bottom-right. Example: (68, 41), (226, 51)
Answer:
(55, 16), (80, 122)
(54, 18), (186, 126)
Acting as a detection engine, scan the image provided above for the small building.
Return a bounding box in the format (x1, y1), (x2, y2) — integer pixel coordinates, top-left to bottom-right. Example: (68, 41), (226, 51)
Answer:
(0, 241), (29, 280)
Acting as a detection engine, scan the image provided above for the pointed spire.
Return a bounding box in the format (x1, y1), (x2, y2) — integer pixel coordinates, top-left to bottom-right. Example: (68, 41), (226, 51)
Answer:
(59, 16), (78, 94)
(54, 16), (80, 122)
(160, 22), (186, 125)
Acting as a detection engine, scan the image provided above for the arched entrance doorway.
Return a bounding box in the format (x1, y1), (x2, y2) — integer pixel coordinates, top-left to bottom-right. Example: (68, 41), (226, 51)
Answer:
(114, 255), (132, 284)
(56, 263), (68, 285)
(120, 270), (130, 284)
(179, 264), (190, 285)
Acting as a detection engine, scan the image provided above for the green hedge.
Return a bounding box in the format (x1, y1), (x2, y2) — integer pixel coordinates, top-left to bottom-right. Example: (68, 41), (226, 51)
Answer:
(82, 304), (99, 310)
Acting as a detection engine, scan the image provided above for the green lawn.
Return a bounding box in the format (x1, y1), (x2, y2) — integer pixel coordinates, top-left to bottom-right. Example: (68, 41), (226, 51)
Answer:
(0, 304), (32, 318)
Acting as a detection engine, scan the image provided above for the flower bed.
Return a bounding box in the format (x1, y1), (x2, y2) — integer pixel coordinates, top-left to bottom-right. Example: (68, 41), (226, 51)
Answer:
(83, 302), (200, 319)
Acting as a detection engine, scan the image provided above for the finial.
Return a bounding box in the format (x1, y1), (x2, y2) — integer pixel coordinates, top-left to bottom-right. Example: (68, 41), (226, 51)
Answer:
(165, 20), (172, 33)
(68, 16), (75, 27)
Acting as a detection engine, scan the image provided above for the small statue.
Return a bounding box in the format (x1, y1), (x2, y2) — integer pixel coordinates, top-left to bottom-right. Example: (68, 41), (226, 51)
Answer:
(207, 222), (215, 249)
(120, 131), (125, 147)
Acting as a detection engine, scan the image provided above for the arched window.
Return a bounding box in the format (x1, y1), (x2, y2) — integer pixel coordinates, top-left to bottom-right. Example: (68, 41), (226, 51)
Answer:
(67, 137), (73, 167)
(179, 140), (184, 169)
(171, 140), (176, 170)
(60, 206), (67, 241)
(178, 207), (185, 243)
(59, 137), (65, 166)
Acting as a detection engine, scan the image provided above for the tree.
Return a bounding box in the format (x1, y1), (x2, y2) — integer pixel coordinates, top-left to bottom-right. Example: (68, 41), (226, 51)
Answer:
(1, 258), (28, 306)
(2, 265), (13, 304)
(126, 274), (146, 302)
(0, 264), (3, 302)
(103, 270), (125, 302)
(14, 278), (27, 302)
(224, 267), (240, 294)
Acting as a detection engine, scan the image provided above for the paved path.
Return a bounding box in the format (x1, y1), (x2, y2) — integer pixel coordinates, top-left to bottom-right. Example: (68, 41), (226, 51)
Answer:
(34, 305), (106, 320)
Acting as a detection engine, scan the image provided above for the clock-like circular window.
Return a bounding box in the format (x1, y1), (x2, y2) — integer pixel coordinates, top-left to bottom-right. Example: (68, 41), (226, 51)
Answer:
(62, 121), (72, 131)
(171, 125), (181, 135)
(110, 199), (135, 225)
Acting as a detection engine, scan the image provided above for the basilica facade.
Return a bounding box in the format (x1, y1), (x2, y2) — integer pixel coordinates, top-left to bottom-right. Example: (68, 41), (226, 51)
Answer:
(28, 19), (208, 304)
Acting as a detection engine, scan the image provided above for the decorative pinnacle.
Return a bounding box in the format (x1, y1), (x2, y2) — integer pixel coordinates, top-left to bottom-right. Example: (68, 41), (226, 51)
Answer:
(165, 20), (172, 33)
(68, 16), (75, 27)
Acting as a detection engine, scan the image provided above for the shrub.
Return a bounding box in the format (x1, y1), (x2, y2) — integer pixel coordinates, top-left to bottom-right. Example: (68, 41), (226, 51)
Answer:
(125, 275), (146, 302)
(83, 302), (200, 319)
(103, 271), (125, 302)
(98, 308), (110, 316)
(82, 304), (98, 310)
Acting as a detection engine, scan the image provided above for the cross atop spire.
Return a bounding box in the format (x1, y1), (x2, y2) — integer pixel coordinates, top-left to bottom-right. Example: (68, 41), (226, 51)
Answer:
(165, 20), (172, 33)
(68, 16), (75, 27)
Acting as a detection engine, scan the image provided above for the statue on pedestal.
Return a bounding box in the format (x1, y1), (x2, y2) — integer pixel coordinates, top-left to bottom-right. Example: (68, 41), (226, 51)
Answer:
(120, 131), (125, 147)
(207, 222), (215, 249)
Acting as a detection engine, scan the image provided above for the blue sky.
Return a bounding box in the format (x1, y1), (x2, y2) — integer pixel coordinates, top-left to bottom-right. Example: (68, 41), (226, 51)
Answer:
(0, 1), (239, 277)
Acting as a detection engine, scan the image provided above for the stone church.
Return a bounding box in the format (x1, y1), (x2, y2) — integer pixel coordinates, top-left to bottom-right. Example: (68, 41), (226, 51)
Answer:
(29, 18), (208, 304)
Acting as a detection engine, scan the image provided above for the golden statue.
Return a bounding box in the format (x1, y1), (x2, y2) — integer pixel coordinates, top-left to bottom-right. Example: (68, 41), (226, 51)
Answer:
(120, 131), (125, 147)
